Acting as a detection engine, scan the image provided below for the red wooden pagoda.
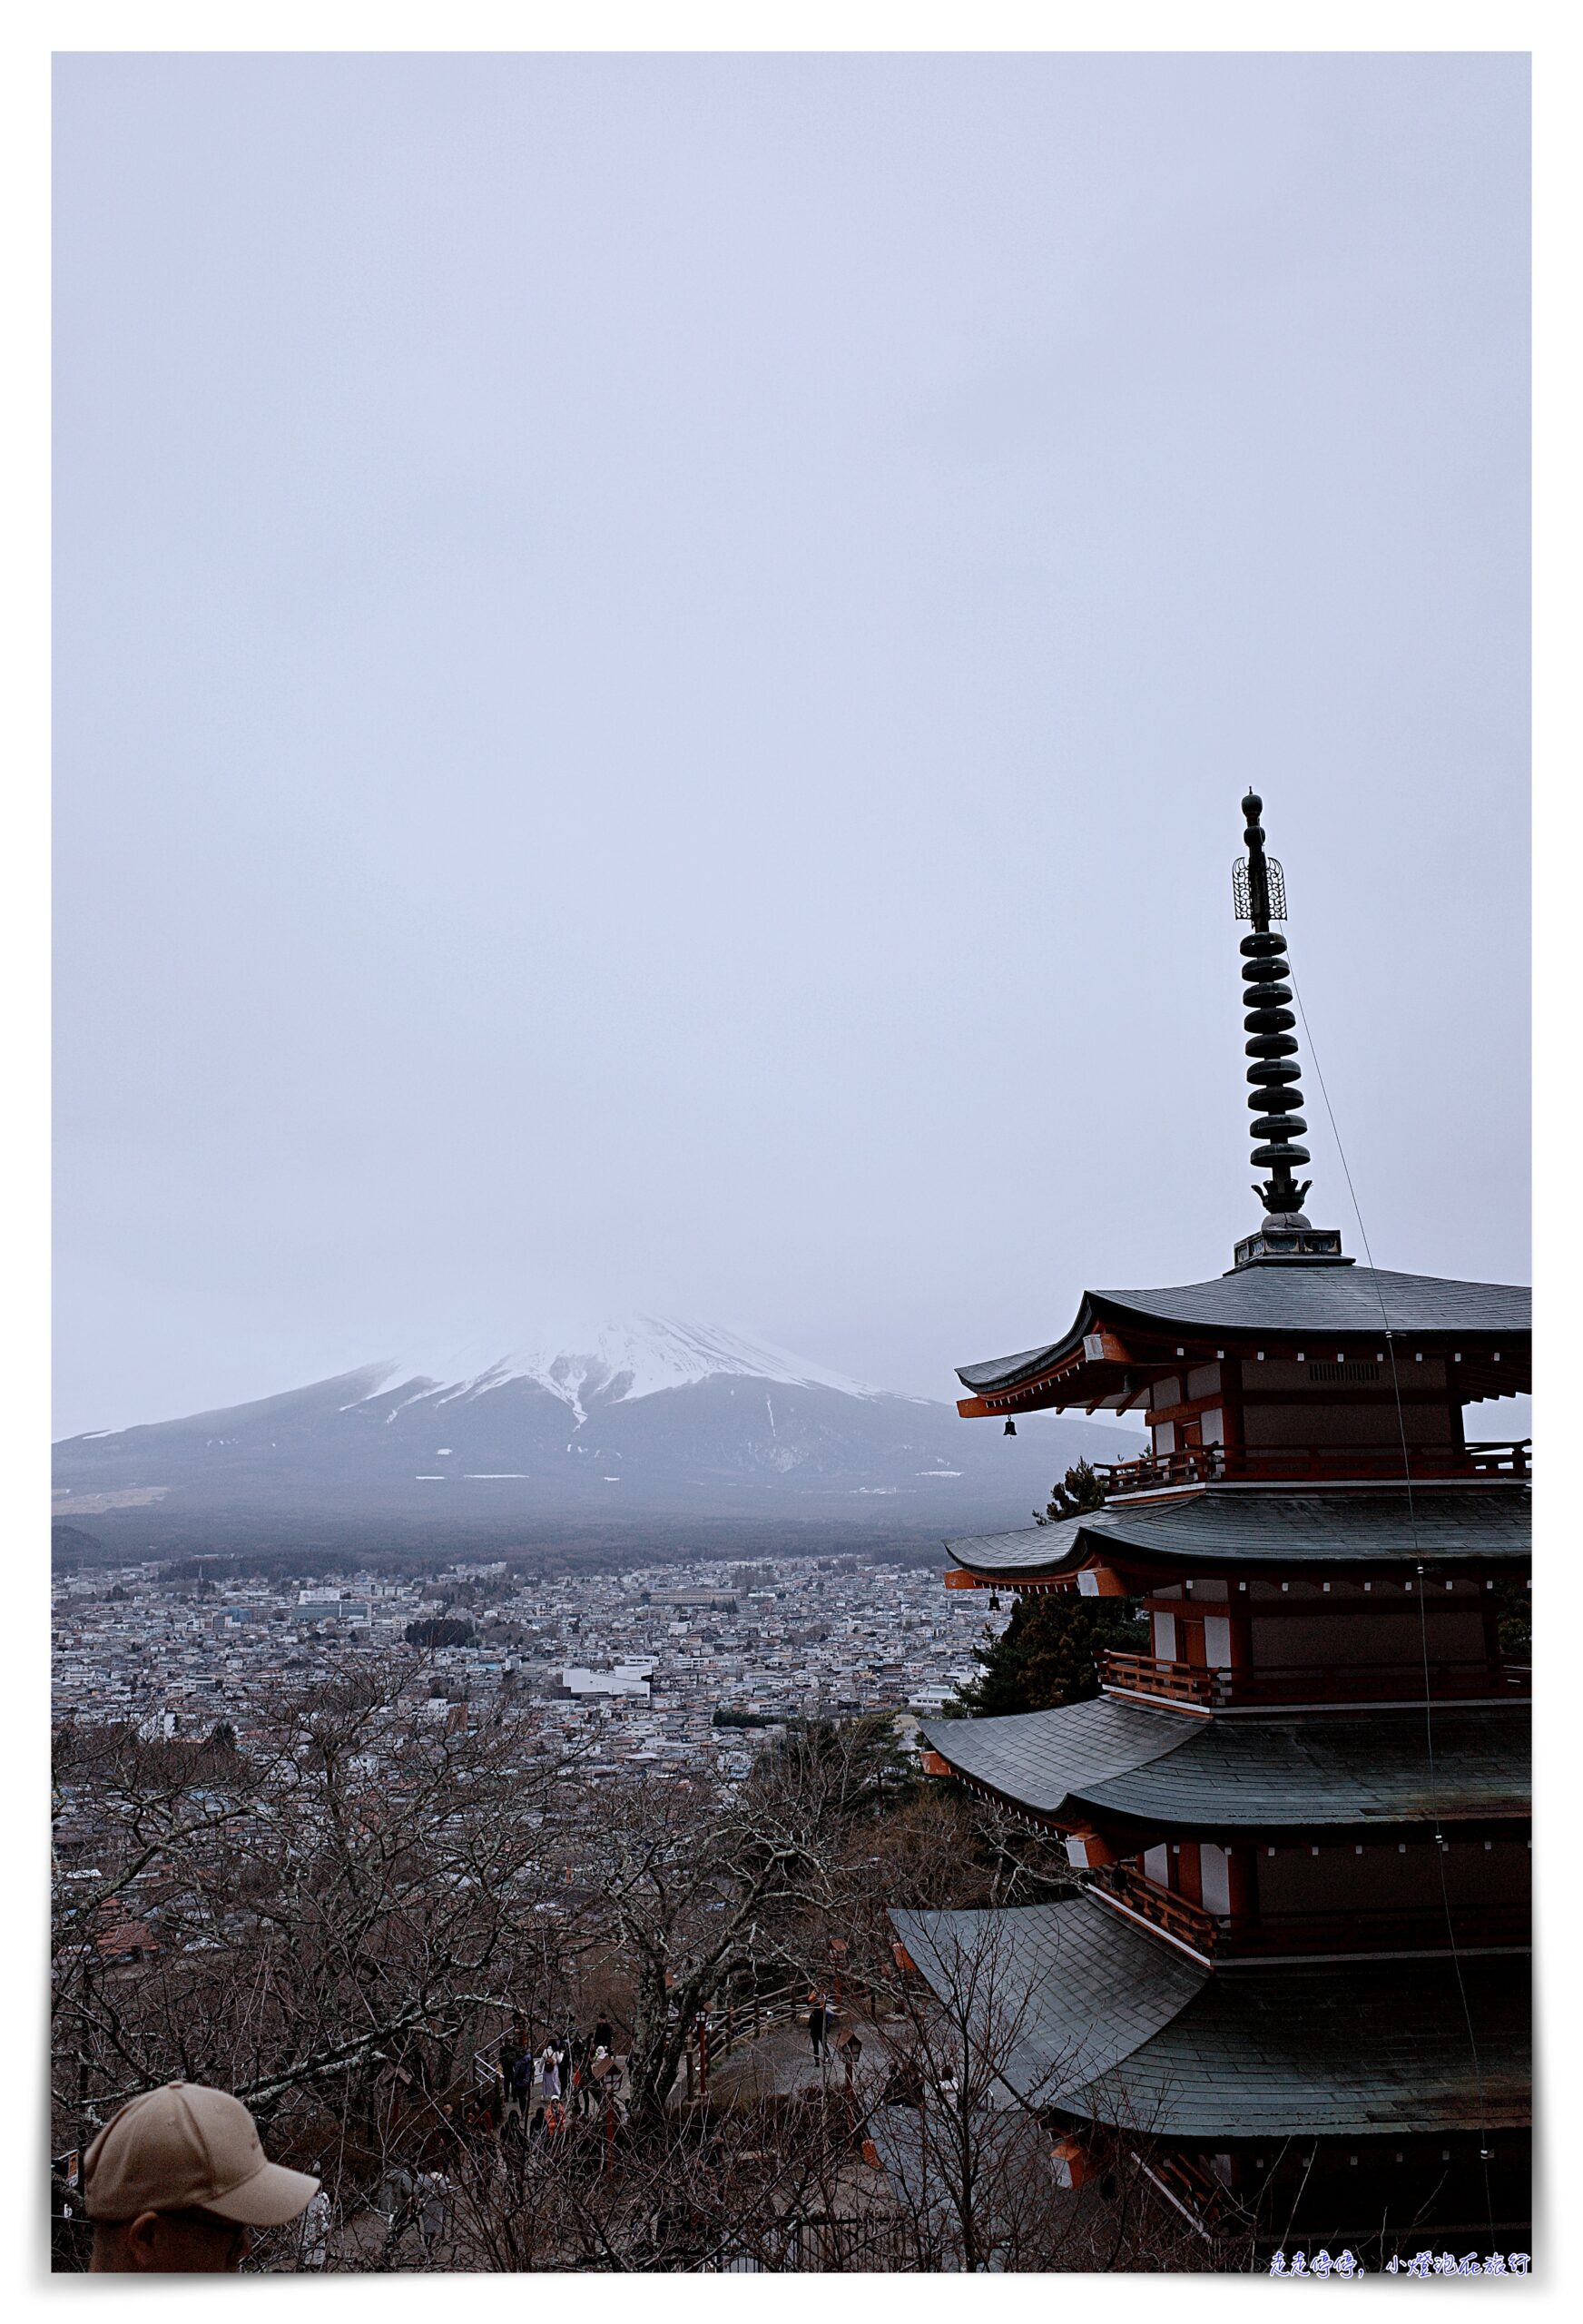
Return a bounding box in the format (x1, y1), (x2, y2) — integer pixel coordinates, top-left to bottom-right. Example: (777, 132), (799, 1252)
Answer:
(893, 794), (1530, 2259)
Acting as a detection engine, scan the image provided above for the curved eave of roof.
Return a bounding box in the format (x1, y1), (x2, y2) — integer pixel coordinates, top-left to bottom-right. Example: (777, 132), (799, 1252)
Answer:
(919, 1695), (1185, 1819)
(956, 1301), (1097, 1395)
(920, 1701), (1530, 1831)
(1075, 1960), (1530, 2138)
(957, 1266), (1531, 1398)
(891, 1898), (1529, 2138)
(945, 1486), (1532, 1581)
(890, 1897), (1204, 2099)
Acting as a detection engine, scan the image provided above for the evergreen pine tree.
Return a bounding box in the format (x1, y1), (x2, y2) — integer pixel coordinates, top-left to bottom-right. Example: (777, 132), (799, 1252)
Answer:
(1033, 1458), (1106, 1525)
(951, 1462), (1145, 1717)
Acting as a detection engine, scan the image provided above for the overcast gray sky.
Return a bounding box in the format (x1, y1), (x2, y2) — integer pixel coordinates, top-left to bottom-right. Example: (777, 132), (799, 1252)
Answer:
(53, 52), (1529, 1437)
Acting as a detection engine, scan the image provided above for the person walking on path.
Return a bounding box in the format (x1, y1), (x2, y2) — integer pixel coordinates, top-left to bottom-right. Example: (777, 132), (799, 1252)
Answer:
(570, 2030), (595, 2117)
(298, 2178), (332, 2270)
(460, 2093), (497, 2181)
(82, 2079), (320, 2272)
(418, 2168), (450, 2263)
(807, 1990), (831, 2063)
(538, 2043), (562, 2105)
(502, 2043), (534, 2134)
(379, 2162), (418, 2262)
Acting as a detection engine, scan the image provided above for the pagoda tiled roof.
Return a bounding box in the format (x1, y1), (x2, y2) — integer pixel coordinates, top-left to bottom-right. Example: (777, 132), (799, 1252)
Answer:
(890, 1896), (1530, 2136)
(958, 1265), (1530, 1394)
(890, 1896), (1204, 2096)
(944, 1484), (1530, 1581)
(1099, 1954), (1530, 2137)
(919, 1699), (1529, 1829)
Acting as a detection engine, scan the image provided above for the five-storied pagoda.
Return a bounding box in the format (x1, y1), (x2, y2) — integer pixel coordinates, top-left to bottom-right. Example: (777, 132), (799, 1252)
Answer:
(893, 793), (1530, 2257)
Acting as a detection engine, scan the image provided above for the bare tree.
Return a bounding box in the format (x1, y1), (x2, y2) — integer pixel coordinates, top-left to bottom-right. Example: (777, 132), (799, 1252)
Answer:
(53, 1658), (581, 2260)
(53, 1686), (1212, 2273)
(858, 1913), (1213, 2272)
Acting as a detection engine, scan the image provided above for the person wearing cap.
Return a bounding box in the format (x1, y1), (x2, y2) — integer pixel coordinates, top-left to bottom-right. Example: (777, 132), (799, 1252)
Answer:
(83, 2080), (319, 2272)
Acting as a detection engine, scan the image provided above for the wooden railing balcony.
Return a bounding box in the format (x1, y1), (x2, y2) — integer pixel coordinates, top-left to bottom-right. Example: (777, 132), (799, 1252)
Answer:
(1097, 1649), (1531, 1710)
(1094, 1863), (1220, 1953)
(1091, 1867), (1529, 1960)
(1097, 1649), (1221, 1708)
(1094, 1440), (1529, 1495)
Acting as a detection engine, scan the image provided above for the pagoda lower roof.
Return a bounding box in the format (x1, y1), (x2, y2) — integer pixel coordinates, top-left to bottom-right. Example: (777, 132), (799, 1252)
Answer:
(958, 1265), (1530, 1403)
(919, 1699), (1529, 1831)
(890, 1896), (1529, 2138)
(865, 2107), (1048, 2238)
(945, 1484), (1530, 1582)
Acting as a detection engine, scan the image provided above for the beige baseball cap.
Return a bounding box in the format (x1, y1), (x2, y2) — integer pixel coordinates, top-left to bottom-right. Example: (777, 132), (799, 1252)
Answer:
(83, 2082), (320, 2226)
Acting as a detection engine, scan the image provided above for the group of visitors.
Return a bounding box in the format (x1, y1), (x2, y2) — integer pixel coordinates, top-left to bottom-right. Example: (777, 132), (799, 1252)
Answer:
(492, 2015), (624, 2142)
(377, 2162), (452, 2262)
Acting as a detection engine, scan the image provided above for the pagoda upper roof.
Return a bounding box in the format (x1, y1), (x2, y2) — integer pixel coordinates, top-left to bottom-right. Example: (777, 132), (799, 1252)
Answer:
(919, 1699), (1529, 1832)
(944, 1483), (1530, 1583)
(890, 1896), (1529, 2136)
(957, 1264), (1530, 1401)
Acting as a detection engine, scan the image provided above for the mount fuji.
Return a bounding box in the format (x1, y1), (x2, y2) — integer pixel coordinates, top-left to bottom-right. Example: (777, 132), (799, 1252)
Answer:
(359, 1317), (888, 1424)
(52, 1316), (1140, 1558)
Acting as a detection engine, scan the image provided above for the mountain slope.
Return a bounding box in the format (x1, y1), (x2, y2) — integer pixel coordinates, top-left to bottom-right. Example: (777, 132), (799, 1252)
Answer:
(52, 1318), (1139, 1546)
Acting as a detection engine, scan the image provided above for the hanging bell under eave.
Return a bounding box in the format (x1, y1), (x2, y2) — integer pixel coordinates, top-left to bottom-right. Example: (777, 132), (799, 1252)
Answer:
(1003, 1419), (1017, 1437)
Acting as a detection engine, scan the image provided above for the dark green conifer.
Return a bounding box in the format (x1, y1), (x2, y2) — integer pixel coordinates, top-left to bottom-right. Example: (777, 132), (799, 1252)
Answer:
(951, 1462), (1145, 1717)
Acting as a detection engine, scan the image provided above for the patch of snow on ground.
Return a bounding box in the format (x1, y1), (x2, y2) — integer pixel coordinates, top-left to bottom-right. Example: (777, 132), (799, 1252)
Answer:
(379, 1385), (445, 1424)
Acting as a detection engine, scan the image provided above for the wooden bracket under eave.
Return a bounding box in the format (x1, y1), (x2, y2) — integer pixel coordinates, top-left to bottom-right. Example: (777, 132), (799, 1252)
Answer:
(1078, 1565), (1129, 1598)
(1063, 1822), (1119, 1869)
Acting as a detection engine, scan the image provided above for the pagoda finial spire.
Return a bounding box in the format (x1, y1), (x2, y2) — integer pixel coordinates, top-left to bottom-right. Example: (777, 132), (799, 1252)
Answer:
(1234, 791), (1313, 1224)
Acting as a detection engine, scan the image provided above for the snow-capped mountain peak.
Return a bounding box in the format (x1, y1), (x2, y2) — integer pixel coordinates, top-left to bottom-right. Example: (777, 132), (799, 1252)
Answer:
(364, 1315), (882, 1422)
(54, 1316), (1141, 1544)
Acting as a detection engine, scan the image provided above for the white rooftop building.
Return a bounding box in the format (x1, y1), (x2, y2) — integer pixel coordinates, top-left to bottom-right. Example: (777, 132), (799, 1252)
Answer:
(561, 1662), (653, 1702)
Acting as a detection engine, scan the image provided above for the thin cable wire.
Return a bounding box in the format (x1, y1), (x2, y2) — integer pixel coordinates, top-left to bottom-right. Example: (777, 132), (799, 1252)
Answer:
(1289, 967), (1496, 2237)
